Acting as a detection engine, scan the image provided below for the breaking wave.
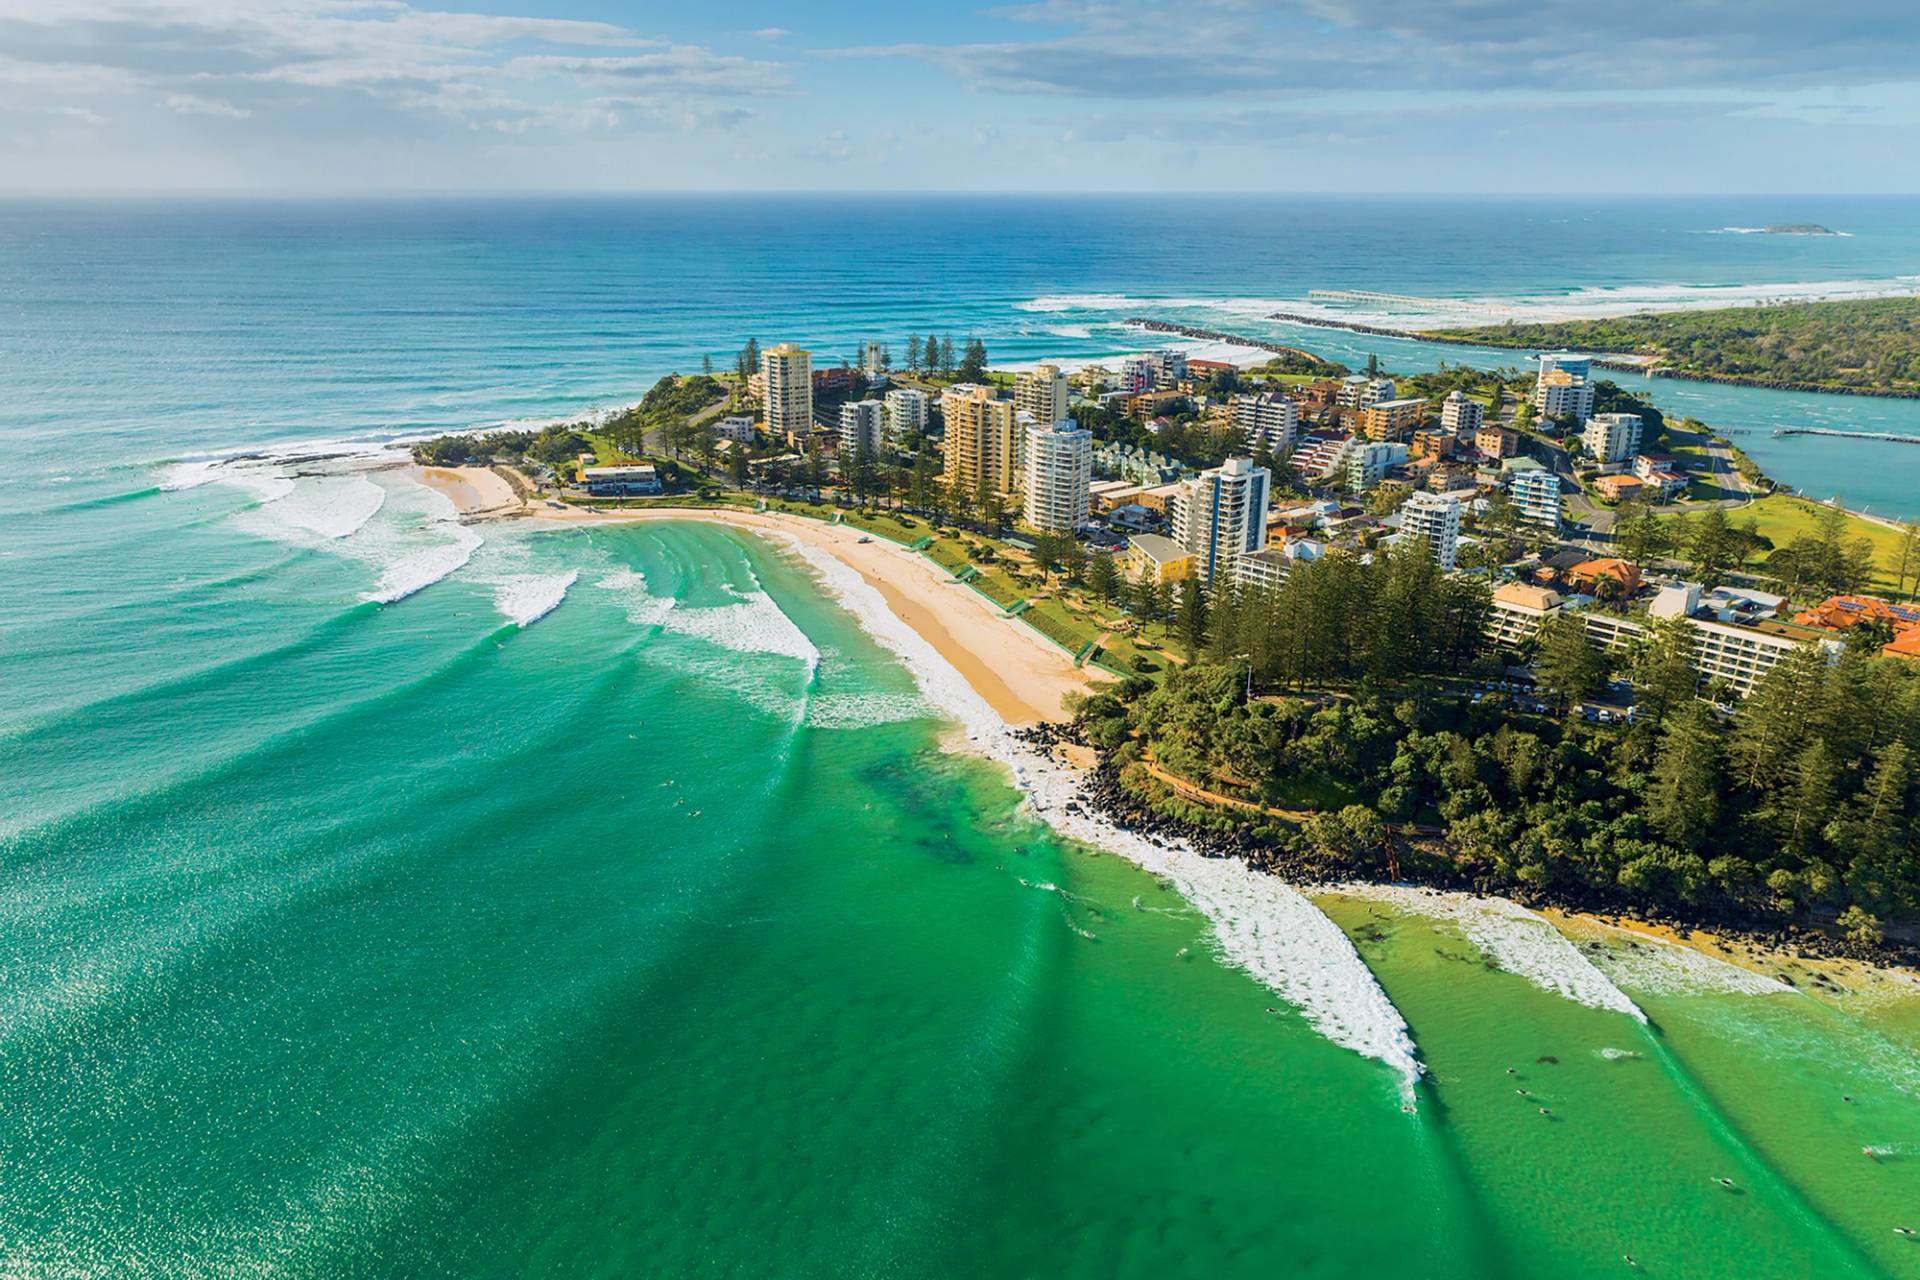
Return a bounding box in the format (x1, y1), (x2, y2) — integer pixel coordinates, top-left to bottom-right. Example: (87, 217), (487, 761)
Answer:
(236, 475), (387, 542)
(803, 691), (932, 730)
(662, 585), (821, 671)
(1572, 925), (1795, 998)
(363, 526), (484, 605)
(1348, 885), (1645, 1022)
(493, 570), (577, 628)
(786, 537), (1425, 1101)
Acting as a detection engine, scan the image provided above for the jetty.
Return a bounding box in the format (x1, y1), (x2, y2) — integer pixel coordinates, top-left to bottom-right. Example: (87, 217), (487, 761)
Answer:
(1774, 427), (1920, 445)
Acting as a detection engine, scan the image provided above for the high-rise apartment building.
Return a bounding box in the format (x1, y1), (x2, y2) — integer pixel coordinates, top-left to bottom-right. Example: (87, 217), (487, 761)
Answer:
(883, 388), (928, 448)
(1170, 457), (1271, 583)
(838, 399), (885, 455)
(1581, 412), (1643, 464)
(1232, 391), (1299, 455)
(1533, 353), (1595, 423)
(1401, 490), (1463, 570)
(1014, 364), (1072, 426)
(940, 383), (1019, 496)
(1440, 389), (1484, 434)
(1022, 419), (1094, 533)
(762, 343), (813, 443)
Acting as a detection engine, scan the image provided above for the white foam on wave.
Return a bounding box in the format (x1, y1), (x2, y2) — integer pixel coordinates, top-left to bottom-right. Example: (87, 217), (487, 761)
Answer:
(1572, 926), (1795, 998)
(662, 584), (821, 670)
(239, 475), (387, 542)
(492, 570), (577, 628)
(157, 459), (223, 491)
(784, 537), (1425, 1101)
(594, 567), (676, 627)
(363, 524), (484, 605)
(804, 690), (932, 731)
(1348, 885), (1645, 1022)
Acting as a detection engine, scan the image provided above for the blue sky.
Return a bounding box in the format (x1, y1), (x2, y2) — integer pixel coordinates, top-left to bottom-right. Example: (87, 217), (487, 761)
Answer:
(3, 0), (1918, 193)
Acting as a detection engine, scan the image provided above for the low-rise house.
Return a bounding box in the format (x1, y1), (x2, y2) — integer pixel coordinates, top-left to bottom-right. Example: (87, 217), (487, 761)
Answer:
(1566, 557), (1641, 598)
(1591, 474), (1646, 503)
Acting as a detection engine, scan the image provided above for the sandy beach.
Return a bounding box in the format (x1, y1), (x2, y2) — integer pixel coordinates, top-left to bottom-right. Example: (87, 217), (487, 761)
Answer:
(527, 504), (1096, 725)
(415, 464), (524, 518)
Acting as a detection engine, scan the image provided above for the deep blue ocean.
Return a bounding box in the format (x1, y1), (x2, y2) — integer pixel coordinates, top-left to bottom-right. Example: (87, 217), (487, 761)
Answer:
(3, 194), (1919, 516)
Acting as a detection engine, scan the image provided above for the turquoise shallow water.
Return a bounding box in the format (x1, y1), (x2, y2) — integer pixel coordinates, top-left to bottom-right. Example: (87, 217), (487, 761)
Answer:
(5, 197), (1920, 1275)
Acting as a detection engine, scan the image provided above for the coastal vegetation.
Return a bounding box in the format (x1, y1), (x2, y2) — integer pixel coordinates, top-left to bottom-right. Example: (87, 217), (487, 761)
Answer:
(1077, 590), (1920, 946)
(1424, 297), (1920, 397)
(1660, 496), (1920, 597)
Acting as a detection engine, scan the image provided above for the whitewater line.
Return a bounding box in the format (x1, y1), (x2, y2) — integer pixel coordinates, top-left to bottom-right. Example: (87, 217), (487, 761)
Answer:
(784, 538), (1426, 1101)
(1343, 884), (1645, 1022)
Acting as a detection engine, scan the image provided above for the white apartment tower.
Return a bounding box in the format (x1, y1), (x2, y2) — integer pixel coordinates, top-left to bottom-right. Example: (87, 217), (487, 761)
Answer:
(883, 387), (928, 448)
(1505, 465), (1563, 528)
(1581, 412), (1643, 465)
(763, 343), (813, 442)
(838, 399), (885, 455)
(1152, 348), (1189, 389)
(1338, 374), (1397, 409)
(1022, 419), (1094, 533)
(1014, 364), (1072, 427)
(1232, 391), (1299, 455)
(1170, 457), (1272, 583)
(1440, 389), (1484, 434)
(1401, 490), (1463, 570)
(1120, 355), (1156, 395)
(1533, 353), (1595, 424)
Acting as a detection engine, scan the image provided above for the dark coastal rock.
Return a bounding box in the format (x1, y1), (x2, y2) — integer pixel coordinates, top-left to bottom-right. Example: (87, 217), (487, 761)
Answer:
(1014, 719), (1920, 973)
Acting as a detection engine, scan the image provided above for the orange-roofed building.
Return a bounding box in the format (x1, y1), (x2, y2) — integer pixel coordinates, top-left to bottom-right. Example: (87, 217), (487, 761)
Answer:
(1793, 594), (1920, 659)
(1567, 557), (1641, 597)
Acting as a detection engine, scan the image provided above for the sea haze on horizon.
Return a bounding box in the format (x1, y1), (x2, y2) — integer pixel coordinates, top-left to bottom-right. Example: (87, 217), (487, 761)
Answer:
(2, 193), (1919, 515)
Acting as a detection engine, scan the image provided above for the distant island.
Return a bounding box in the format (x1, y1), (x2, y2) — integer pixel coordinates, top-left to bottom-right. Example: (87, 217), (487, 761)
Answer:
(1422, 296), (1920, 398)
(1761, 223), (1839, 235)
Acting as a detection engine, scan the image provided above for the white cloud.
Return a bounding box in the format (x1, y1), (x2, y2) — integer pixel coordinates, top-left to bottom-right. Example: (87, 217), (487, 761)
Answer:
(163, 90), (250, 117)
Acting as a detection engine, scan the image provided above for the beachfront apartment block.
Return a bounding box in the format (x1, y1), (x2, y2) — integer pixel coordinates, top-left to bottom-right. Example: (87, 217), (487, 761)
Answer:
(763, 343), (814, 443)
(940, 383), (1020, 497)
(1126, 533), (1194, 585)
(883, 388), (929, 447)
(1532, 353), (1595, 423)
(1014, 364), (1072, 427)
(1401, 490), (1463, 570)
(1440, 389), (1484, 435)
(838, 399), (885, 455)
(1169, 457), (1271, 583)
(1233, 538), (1326, 593)
(1022, 419), (1094, 533)
(1120, 355), (1156, 395)
(1581, 412), (1643, 464)
(1232, 391), (1299, 455)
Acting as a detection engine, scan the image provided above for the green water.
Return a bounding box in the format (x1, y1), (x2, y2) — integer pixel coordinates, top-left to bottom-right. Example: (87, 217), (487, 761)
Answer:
(4, 482), (1918, 1276)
